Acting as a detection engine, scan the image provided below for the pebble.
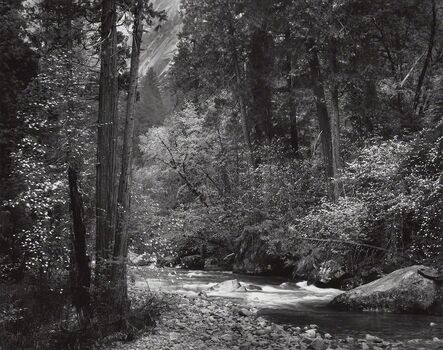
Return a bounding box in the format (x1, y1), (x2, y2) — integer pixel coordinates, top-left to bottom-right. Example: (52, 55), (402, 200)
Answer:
(346, 336), (354, 343)
(365, 334), (382, 342)
(305, 329), (317, 338)
(238, 308), (251, 317)
(169, 332), (181, 341)
(202, 334), (213, 341)
(309, 338), (328, 350)
(220, 334), (233, 342)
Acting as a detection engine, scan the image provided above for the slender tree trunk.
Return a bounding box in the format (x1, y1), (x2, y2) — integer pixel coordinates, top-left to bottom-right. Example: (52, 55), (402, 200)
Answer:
(307, 39), (337, 201)
(414, 0), (436, 113)
(288, 81), (300, 156)
(112, 0), (144, 322)
(233, 49), (255, 167)
(325, 45), (341, 201)
(325, 86), (340, 202)
(289, 100), (299, 156)
(65, 0), (91, 327)
(68, 166), (91, 326)
(227, 17), (254, 167)
(248, 28), (274, 142)
(217, 128), (232, 195)
(95, 0), (119, 320)
(284, 32), (299, 157)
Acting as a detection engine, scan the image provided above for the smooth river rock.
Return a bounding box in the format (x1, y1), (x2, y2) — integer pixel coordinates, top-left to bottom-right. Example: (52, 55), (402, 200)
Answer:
(330, 265), (443, 315)
(208, 279), (242, 292)
(245, 284), (262, 291)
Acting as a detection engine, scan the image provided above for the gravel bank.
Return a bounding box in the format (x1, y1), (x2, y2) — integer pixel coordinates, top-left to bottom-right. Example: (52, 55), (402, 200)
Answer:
(106, 294), (443, 350)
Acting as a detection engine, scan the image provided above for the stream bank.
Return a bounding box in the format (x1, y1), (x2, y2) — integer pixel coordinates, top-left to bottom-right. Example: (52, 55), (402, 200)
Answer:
(105, 292), (443, 350)
(115, 266), (443, 349)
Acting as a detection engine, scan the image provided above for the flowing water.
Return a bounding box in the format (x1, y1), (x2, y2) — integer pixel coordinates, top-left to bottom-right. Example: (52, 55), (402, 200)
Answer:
(132, 267), (443, 341)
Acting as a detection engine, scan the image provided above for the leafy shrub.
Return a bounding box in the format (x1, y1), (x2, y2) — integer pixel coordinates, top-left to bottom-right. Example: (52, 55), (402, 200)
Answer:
(276, 136), (442, 280)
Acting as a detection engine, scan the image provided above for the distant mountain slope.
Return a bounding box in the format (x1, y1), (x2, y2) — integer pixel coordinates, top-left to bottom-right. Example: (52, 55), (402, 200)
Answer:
(139, 0), (182, 79)
(133, 0), (181, 153)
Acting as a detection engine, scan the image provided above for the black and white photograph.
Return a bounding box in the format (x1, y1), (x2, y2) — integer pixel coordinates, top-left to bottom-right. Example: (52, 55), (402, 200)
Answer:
(0, 0), (442, 349)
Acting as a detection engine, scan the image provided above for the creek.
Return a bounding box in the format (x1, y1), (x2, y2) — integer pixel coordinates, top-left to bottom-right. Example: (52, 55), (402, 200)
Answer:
(132, 267), (443, 341)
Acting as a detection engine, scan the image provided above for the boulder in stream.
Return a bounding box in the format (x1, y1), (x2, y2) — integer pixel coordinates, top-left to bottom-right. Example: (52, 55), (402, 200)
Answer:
(235, 286), (248, 292)
(330, 265), (443, 315)
(245, 284), (262, 291)
(208, 279), (242, 292)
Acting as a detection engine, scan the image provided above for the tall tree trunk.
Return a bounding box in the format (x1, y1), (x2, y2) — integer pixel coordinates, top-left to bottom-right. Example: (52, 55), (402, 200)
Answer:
(307, 39), (338, 201)
(284, 32), (299, 157)
(95, 0), (119, 320)
(325, 45), (341, 201)
(68, 166), (91, 326)
(112, 0), (144, 322)
(414, 0), (436, 113)
(289, 98), (299, 156)
(65, 0), (91, 327)
(324, 86), (340, 202)
(233, 48), (255, 167)
(227, 16), (254, 167)
(216, 128), (232, 195)
(248, 28), (274, 142)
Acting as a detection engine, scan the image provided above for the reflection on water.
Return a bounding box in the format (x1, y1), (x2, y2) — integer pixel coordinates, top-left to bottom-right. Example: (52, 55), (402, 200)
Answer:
(132, 267), (443, 341)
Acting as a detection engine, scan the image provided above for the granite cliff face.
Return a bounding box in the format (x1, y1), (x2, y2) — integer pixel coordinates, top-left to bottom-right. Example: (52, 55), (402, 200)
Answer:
(139, 0), (182, 80)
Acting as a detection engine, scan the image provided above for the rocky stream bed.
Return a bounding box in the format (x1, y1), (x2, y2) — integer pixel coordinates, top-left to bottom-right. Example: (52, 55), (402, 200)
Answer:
(105, 293), (443, 350)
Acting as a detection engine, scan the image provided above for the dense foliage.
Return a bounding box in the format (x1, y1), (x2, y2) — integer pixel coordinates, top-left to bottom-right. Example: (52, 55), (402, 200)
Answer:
(133, 0), (443, 281)
(0, 0), (442, 347)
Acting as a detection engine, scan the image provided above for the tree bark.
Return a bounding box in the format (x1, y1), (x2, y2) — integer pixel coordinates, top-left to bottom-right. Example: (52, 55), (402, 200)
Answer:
(248, 28), (274, 142)
(112, 0), (144, 321)
(227, 16), (255, 167)
(217, 128), (232, 195)
(233, 47), (255, 167)
(325, 44), (341, 201)
(95, 0), (119, 319)
(307, 39), (338, 201)
(414, 0), (436, 113)
(289, 99), (299, 156)
(68, 165), (91, 326)
(284, 31), (299, 157)
(65, 0), (91, 327)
